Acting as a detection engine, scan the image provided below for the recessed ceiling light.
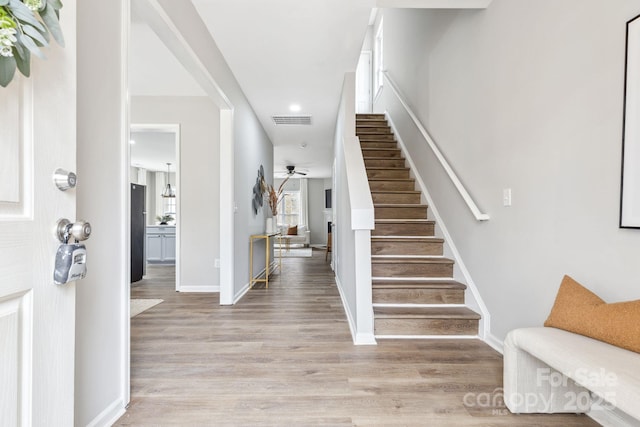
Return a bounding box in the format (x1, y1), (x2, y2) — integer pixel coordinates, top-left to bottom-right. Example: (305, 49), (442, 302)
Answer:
(289, 104), (301, 112)
(129, 139), (135, 144)
(299, 142), (308, 149)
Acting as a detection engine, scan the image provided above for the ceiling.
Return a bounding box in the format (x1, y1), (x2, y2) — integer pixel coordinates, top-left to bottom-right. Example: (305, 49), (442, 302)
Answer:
(130, 131), (176, 172)
(130, 0), (374, 179)
(130, 0), (491, 178)
(191, 0), (374, 178)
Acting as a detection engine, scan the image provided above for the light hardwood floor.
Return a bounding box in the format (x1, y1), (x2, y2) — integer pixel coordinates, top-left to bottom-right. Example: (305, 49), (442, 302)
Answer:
(116, 250), (598, 426)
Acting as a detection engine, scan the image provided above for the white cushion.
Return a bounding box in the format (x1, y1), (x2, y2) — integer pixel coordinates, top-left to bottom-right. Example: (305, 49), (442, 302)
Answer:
(505, 327), (640, 419)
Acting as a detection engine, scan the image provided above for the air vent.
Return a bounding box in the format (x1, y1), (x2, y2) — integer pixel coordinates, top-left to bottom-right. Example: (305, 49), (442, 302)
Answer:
(272, 115), (312, 125)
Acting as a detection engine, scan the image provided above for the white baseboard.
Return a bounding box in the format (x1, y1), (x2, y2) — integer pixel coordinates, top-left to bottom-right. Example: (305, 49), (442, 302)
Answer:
(335, 275), (376, 345)
(334, 275), (357, 343)
(232, 262), (278, 304)
(85, 398), (125, 427)
(233, 282), (250, 304)
(485, 332), (504, 354)
(177, 285), (220, 293)
(589, 404), (639, 427)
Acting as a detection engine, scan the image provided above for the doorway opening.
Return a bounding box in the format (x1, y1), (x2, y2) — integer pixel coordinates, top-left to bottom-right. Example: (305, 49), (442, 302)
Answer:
(129, 124), (180, 289)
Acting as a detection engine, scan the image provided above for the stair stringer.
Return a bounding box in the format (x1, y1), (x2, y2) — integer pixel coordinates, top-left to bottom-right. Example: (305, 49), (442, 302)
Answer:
(385, 112), (496, 350)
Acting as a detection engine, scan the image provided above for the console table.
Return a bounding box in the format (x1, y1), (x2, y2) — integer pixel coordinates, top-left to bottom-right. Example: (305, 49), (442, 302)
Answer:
(249, 233), (282, 289)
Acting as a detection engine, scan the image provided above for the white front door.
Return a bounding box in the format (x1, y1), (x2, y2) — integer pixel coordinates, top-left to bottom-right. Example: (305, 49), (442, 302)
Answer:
(0, 4), (77, 425)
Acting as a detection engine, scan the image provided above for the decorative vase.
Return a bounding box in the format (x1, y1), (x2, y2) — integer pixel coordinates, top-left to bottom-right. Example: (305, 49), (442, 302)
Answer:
(266, 217), (275, 234)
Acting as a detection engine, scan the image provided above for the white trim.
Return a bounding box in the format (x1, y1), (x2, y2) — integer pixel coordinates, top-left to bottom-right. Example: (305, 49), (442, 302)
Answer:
(178, 286), (220, 293)
(383, 72), (489, 222)
(233, 283), (250, 305)
(376, 335), (480, 340)
(373, 303), (465, 308)
(219, 109), (234, 305)
(485, 332), (504, 354)
(335, 275), (377, 345)
(386, 113), (491, 341)
(589, 404), (639, 427)
(371, 255), (447, 259)
(372, 276), (454, 281)
(120, 0), (131, 410)
(85, 398), (125, 427)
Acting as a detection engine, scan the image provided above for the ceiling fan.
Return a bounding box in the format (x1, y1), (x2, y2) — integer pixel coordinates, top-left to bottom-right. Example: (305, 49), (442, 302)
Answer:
(282, 165), (307, 176)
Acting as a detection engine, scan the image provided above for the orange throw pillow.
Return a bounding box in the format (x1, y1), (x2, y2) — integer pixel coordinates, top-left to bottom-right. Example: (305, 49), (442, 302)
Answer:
(287, 225), (298, 236)
(544, 275), (640, 353)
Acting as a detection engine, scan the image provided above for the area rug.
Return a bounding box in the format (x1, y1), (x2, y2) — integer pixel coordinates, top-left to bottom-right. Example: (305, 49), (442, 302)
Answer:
(130, 298), (164, 317)
(278, 247), (312, 258)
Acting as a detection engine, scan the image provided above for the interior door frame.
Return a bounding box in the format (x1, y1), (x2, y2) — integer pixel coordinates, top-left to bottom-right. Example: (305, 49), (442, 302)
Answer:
(130, 123), (181, 290)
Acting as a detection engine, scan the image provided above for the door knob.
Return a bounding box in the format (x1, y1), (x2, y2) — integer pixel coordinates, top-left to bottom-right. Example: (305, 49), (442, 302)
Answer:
(53, 168), (77, 191)
(56, 218), (92, 243)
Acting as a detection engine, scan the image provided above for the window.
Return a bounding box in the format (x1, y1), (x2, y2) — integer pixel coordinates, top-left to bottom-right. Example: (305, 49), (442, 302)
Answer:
(278, 191), (300, 227)
(374, 19), (384, 96)
(163, 197), (176, 217)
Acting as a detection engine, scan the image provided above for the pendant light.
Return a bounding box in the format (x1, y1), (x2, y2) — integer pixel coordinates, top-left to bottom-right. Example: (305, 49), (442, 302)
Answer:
(161, 162), (175, 198)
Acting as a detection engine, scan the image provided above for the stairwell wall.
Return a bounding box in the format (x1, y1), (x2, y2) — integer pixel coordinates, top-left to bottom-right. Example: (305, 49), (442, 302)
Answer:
(376, 1), (640, 344)
(334, 73), (376, 345)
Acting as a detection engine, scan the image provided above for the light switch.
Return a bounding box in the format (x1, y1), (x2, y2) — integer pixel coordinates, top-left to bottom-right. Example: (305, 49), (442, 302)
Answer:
(214, 259), (221, 268)
(503, 188), (512, 207)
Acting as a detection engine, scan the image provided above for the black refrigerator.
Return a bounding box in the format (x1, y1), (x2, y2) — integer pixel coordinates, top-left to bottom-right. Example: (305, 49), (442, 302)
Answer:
(131, 183), (146, 282)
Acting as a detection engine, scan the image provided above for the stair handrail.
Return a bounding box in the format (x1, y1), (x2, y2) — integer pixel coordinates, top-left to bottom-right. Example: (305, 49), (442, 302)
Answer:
(382, 71), (490, 221)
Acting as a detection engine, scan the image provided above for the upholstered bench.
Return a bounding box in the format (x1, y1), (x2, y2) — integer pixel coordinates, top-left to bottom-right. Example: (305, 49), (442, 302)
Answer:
(504, 327), (640, 421)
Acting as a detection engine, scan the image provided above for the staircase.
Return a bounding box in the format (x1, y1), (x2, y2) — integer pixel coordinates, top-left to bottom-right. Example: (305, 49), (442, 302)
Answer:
(356, 113), (481, 338)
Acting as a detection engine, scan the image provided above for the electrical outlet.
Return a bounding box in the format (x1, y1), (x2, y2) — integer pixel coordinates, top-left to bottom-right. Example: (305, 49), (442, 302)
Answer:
(214, 259), (221, 268)
(503, 188), (512, 207)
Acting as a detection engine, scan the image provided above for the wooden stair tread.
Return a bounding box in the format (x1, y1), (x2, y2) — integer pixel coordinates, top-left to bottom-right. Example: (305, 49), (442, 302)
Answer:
(363, 156), (405, 160)
(371, 236), (443, 243)
(374, 203), (427, 208)
(374, 306), (480, 320)
(372, 280), (467, 290)
(371, 190), (420, 194)
(371, 256), (453, 264)
(356, 114), (385, 118)
(375, 219), (434, 223)
(368, 178), (414, 182)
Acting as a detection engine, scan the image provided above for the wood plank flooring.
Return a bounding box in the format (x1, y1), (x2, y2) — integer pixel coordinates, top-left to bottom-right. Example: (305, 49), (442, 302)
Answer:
(115, 250), (598, 426)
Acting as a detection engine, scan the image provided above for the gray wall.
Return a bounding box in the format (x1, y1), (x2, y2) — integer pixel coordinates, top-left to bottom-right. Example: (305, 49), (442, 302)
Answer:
(132, 96), (220, 289)
(377, 1), (640, 342)
(308, 179), (326, 245)
(156, 0), (273, 299)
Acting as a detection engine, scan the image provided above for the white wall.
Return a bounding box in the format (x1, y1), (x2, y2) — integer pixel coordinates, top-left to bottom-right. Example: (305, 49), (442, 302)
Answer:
(378, 1), (640, 342)
(75, 0), (128, 424)
(132, 96), (220, 289)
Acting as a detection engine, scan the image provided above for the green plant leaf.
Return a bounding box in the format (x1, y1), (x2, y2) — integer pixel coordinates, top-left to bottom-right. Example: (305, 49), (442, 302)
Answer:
(14, 46), (29, 76)
(0, 55), (17, 87)
(8, 0), (45, 32)
(22, 24), (48, 46)
(47, 0), (62, 10)
(40, 2), (63, 46)
(18, 33), (44, 58)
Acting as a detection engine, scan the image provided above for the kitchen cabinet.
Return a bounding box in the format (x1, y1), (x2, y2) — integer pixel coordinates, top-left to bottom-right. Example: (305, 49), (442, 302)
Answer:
(146, 226), (175, 264)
